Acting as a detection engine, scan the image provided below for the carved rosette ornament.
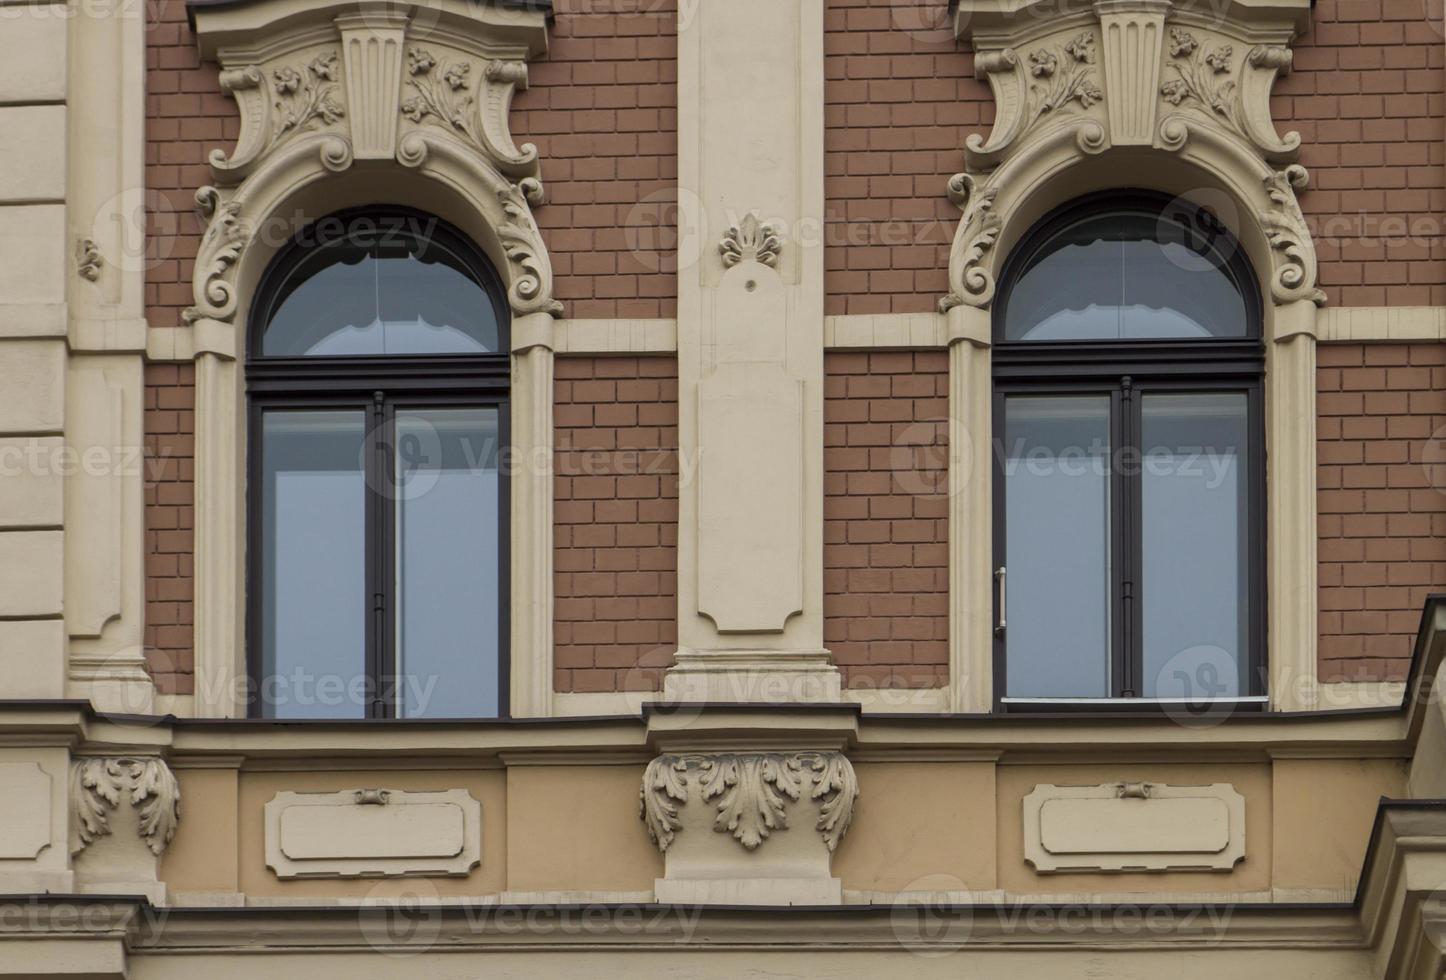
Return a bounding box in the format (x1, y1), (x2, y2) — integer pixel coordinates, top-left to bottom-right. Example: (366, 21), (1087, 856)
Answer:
(186, 0), (559, 327)
(719, 213), (783, 268)
(943, 0), (1323, 313)
(640, 752), (858, 853)
(69, 757), (180, 857)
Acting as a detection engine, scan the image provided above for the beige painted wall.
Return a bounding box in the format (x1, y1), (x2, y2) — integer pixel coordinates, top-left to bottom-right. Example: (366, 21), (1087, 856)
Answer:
(160, 768), (239, 894)
(156, 755), (1409, 900)
(504, 764), (661, 893)
(1272, 758), (1406, 894)
(834, 761), (997, 894)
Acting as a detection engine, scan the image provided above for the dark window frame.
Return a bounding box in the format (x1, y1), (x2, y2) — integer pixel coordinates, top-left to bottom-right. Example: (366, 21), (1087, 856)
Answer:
(245, 207), (512, 720)
(990, 191), (1267, 711)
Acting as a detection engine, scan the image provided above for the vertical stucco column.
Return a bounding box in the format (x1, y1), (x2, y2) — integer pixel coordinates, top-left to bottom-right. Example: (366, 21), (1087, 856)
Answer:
(1268, 299), (1319, 710)
(62, 0), (153, 713)
(946, 306), (994, 712)
(191, 350), (242, 716)
(0, 3), (69, 702)
(666, 0), (834, 702)
(510, 314), (555, 717)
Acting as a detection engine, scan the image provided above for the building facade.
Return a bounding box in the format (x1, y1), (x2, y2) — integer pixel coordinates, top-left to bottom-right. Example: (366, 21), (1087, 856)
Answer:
(1, 0), (1446, 974)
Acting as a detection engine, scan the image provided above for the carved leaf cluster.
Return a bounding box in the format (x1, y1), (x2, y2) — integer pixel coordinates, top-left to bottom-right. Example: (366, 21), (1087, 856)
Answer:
(70, 758), (181, 857)
(1160, 29), (1240, 131)
(269, 51), (345, 151)
(639, 752), (859, 853)
(1028, 32), (1103, 121)
(402, 48), (483, 147)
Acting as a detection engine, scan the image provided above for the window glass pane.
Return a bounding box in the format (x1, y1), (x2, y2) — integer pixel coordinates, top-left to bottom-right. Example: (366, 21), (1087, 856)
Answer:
(1004, 395), (1112, 697)
(394, 408), (501, 718)
(260, 411), (367, 718)
(1003, 208), (1249, 342)
(1140, 392), (1249, 698)
(261, 219), (500, 356)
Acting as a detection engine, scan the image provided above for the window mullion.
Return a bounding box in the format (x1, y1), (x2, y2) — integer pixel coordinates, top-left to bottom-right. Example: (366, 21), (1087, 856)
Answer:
(366, 390), (393, 719)
(1118, 377), (1140, 699)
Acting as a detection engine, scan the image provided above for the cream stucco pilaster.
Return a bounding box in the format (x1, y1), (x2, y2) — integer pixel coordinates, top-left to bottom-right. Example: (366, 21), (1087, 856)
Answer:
(0, 1), (154, 712)
(0, 2), (70, 703)
(946, 306), (995, 712)
(666, 0), (835, 702)
(1266, 300), (1319, 710)
(508, 316), (555, 718)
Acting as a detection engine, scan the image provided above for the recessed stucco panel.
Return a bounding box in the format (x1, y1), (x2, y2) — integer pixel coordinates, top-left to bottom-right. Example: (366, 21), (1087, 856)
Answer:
(236, 770), (506, 898)
(996, 763), (1273, 894)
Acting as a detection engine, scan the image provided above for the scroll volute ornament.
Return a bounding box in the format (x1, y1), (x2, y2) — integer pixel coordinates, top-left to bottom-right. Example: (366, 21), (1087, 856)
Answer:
(186, 0), (560, 325)
(944, 0), (1323, 313)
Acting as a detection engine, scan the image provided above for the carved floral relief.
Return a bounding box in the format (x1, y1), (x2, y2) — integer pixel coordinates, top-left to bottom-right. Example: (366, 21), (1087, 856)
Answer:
(70, 757), (180, 857)
(641, 752), (858, 853)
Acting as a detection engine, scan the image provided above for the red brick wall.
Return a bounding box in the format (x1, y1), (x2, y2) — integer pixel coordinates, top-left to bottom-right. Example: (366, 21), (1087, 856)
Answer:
(1318, 343), (1446, 682)
(1276, 0), (1446, 306)
(824, 351), (950, 688)
(513, 0), (679, 317)
(146, 0), (235, 331)
(823, 0), (986, 316)
(821, 0), (1446, 314)
(143, 363), (196, 694)
(553, 357), (679, 693)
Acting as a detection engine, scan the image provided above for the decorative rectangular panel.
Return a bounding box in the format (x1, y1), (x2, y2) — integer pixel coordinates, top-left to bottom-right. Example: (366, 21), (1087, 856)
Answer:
(696, 361), (804, 633)
(0, 763), (52, 859)
(1022, 782), (1245, 873)
(264, 788), (481, 879)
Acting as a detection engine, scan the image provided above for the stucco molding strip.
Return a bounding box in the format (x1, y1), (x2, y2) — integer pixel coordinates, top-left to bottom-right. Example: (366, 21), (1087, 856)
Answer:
(824, 313), (948, 350)
(551, 318), (678, 355)
(1316, 306), (1446, 343)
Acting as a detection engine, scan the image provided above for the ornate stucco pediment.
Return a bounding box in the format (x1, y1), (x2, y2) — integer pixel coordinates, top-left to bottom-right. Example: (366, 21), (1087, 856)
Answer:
(185, 0), (561, 328)
(942, 0), (1324, 313)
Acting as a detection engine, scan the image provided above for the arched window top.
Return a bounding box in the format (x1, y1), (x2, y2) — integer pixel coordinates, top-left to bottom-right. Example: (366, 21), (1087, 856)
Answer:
(996, 193), (1260, 345)
(252, 208), (507, 358)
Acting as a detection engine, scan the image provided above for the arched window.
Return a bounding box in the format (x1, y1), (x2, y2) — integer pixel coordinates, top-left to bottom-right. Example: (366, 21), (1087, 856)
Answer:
(992, 192), (1265, 708)
(246, 208), (509, 719)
